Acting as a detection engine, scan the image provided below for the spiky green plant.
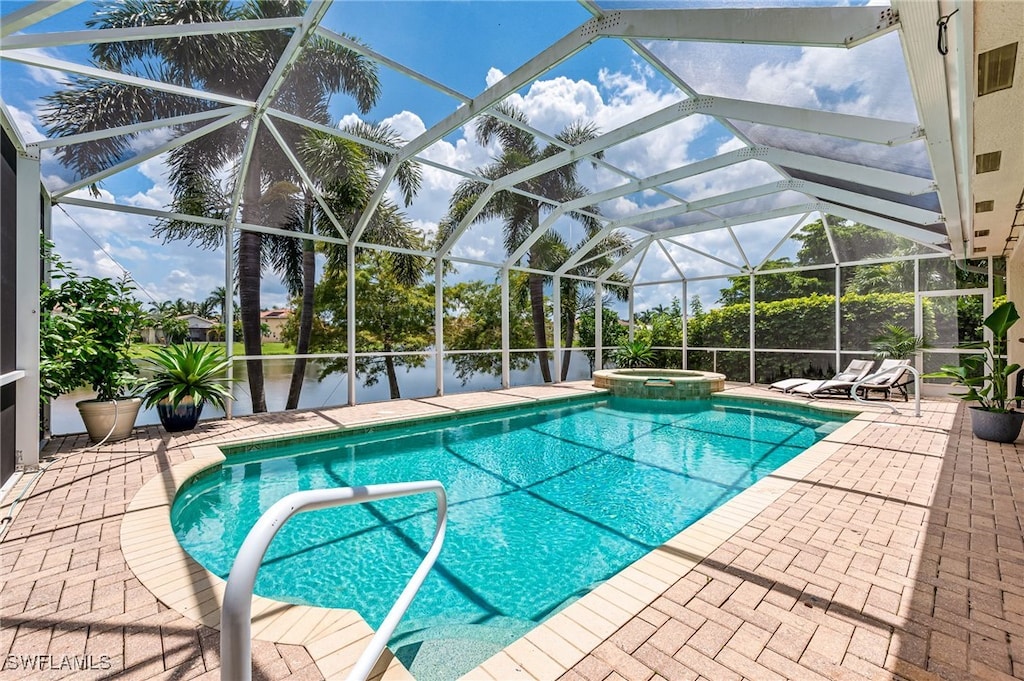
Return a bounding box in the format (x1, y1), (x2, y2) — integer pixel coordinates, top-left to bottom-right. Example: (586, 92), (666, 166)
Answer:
(615, 339), (655, 368)
(870, 323), (928, 360)
(140, 343), (235, 411)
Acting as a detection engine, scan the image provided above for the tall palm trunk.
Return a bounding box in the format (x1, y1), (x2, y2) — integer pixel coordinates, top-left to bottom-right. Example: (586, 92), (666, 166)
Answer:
(286, 201), (316, 410)
(526, 208), (552, 382)
(561, 305), (576, 381)
(239, 147), (266, 412)
(384, 350), (401, 399)
(528, 268), (552, 383)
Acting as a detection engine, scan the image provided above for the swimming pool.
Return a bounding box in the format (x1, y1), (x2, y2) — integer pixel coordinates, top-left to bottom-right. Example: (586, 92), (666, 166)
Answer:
(172, 396), (847, 679)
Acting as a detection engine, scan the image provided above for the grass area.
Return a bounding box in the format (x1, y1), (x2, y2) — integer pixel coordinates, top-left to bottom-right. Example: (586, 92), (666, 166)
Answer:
(131, 342), (295, 359)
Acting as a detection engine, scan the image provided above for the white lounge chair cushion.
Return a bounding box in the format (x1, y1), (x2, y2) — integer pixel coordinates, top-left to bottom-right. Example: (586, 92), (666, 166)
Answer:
(769, 378), (811, 392)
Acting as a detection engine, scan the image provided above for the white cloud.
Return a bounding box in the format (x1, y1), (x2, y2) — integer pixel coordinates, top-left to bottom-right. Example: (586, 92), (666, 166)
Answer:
(6, 104), (46, 144)
(485, 67), (505, 88)
(124, 154), (174, 209)
(649, 32), (917, 123)
(381, 110), (426, 141)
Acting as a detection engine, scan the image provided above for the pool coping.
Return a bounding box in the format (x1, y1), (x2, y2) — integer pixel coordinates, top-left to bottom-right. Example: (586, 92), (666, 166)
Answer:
(120, 387), (874, 680)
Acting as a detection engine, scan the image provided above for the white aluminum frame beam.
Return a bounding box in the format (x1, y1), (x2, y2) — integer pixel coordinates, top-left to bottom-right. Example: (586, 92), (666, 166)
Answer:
(1, 17), (301, 50)
(692, 96), (921, 146)
(753, 214), (810, 269)
(599, 7), (900, 48)
(608, 181), (798, 231)
(1, 50), (254, 109)
(761, 147), (936, 195)
(262, 116), (349, 243)
(663, 236), (745, 273)
(56, 195), (225, 227)
(0, 0), (86, 39)
(434, 95), (710, 255)
(349, 12), (613, 242)
(15, 149), (41, 469)
(29, 105), (248, 151)
(52, 107), (249, 198)
(892, 0), (968, 256)
(318, 23), (687, 247)
(502, 143), (936, 270)
(821, 202), (950, 249)
(798, 180), (942, 225)
(500, 145), (760, 268)
(464, 97), (919, 259)
(253, 3), (328, 118)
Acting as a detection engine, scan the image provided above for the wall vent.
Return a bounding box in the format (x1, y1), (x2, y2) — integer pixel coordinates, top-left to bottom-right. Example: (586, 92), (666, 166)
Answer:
(976, 200), (995, 213)
(979, 43), (1017, 96)
(976, 229), (990, 237)
(976, 151), (1002, 174)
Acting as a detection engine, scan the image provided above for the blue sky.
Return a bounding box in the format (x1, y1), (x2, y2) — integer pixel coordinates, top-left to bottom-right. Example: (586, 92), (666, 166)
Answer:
(0, 0), (916, 315)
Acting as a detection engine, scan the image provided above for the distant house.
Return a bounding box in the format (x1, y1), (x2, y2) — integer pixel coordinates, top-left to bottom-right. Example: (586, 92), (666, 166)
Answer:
(140, 314), (217, 344)
(260, 309), (291, 342)
(180, 314), (217, 341)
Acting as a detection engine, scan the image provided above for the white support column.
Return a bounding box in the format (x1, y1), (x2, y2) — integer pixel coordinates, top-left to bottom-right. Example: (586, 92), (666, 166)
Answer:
(1008, 250), (1024, 397)
(681, 281), (688, 369)
(748, 272), (755, 384)
(595, 282), (604, 371)
(15, 149), (41, 470)
(39, 191), (51, 437)
(552, 276), (562, 384)
(434, 258), (444, 397)
(500, 268), (510, 389)
(347, 243), (357, 406)
(223, 211), (234, 420)
(834, 264), (842, 372)
(914, 258), (923, 376)
(628, 286), (635, 343)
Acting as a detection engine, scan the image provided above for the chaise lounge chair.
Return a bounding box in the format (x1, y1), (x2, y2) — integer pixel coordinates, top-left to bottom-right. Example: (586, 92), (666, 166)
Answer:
(854, 359), (913, 401)
(792, 359), (910, 400)
(769, 359), (875, 393)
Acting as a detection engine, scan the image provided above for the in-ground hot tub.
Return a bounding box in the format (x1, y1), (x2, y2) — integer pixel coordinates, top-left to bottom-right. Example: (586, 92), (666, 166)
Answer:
(593, 368), (726, 400)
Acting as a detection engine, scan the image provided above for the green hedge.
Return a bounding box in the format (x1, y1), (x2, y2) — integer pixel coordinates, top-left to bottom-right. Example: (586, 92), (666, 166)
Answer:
(683, 292), (936, 382)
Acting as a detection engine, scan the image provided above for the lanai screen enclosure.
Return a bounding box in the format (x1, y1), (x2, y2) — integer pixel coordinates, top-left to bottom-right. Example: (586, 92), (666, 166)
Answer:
(2, 0), (1018, 474)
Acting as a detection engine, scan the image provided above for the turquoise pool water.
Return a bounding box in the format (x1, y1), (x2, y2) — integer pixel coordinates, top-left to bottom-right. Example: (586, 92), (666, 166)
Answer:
(172, 396), (846, 678)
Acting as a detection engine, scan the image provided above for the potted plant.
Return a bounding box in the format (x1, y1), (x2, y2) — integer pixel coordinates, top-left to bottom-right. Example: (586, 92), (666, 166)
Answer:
(140, 343), (234, 432)
(40, 245), (145, 442)
(924, 301), (1024, 442)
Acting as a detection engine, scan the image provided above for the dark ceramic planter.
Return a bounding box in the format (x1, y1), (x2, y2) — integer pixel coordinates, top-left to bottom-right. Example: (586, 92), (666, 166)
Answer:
(968, 407), (1024, 443)
(156, 397), (204, 432)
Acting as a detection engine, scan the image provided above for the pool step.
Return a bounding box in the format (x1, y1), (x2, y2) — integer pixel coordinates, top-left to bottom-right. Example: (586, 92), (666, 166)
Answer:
(391, 618), (534, 681)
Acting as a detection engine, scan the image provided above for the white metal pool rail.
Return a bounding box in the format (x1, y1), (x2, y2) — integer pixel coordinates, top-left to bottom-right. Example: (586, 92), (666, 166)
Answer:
(851, 366), (922, 417)
(221, 481), (448, 681)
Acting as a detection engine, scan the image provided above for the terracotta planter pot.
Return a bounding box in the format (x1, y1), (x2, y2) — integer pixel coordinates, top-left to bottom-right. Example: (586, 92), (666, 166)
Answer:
(76, 397), (142, 443)
(968, 407), (1024, 443)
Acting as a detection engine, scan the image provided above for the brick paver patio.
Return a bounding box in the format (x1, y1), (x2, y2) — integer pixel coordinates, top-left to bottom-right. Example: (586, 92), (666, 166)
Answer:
(1, 385), (1021, 680)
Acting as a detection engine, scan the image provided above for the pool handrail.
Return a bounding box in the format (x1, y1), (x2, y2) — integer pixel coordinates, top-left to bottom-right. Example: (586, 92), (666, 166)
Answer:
(220, 480), (448, 681)
(851, 365), (922, 417)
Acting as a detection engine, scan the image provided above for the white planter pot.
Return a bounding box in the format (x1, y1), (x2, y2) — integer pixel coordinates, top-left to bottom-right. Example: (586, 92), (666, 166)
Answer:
(76, 397), (142, 443)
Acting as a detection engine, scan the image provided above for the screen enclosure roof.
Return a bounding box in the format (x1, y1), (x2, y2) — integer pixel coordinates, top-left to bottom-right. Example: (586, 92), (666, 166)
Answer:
(0, 0), (987, 286)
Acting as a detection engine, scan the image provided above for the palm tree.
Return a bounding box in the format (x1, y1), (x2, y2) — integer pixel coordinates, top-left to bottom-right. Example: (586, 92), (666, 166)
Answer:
(263, 122), (423, 409)
(524, 231), (631, 380)
(442, 103), (607, 382)
(205, 286), (236, 319)
(41, 0), (380, 413)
